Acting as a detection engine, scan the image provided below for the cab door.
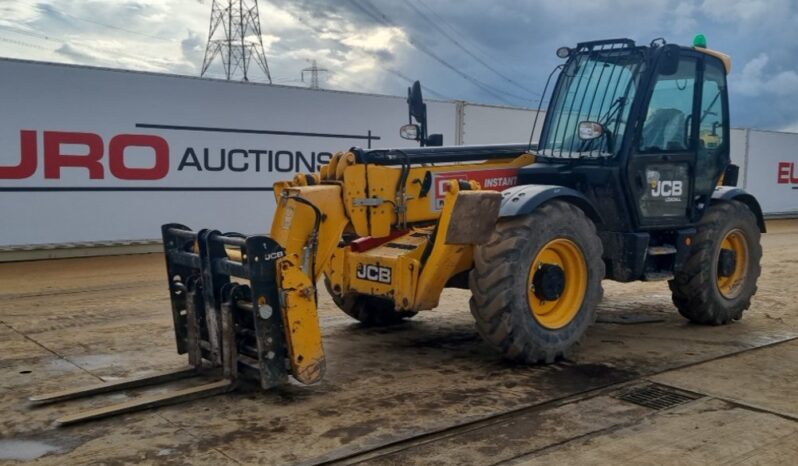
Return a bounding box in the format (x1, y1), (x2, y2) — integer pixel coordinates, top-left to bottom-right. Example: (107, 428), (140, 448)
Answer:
(627, 51), (701, 228)
(693, 57), (730, 209)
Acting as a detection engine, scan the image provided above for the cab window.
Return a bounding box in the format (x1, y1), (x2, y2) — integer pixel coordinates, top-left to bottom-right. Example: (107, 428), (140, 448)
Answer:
(695, 59), (728, 193)
(639, 57), (698, 152)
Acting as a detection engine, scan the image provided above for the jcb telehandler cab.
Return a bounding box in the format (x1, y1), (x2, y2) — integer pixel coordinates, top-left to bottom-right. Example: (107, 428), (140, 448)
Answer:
(32, 37), (764, 425)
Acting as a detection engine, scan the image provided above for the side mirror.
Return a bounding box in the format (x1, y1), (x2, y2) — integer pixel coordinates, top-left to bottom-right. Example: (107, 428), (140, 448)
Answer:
(426, 133), (443, 147)
(403, 80), (440, 147)
(408, 81), (426, 123)
(400, 123), (420, 141)
(578, 121), (604, 140)
(658, 44), (680, 76)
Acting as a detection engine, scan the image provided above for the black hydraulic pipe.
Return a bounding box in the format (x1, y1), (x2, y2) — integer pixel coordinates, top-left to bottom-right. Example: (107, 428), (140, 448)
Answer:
(354, 143), (533, 166)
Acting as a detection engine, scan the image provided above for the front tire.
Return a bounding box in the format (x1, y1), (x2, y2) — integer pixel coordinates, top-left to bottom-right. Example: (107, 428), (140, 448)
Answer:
(469, 200), (604, 363)
(669, 200), (762, 324)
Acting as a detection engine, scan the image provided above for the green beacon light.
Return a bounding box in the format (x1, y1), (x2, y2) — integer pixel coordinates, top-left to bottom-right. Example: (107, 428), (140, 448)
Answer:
(693, 34), (707, 48)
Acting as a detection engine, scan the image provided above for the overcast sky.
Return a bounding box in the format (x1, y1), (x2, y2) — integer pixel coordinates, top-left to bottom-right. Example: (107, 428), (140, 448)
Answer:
(1, 0), (797, 131)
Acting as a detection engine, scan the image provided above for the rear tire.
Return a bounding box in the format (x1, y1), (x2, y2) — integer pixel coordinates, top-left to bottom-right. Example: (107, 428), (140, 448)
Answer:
(669, 200), (762, 324)
(323, 277), (417, 326)
(469, 200), (604, 363)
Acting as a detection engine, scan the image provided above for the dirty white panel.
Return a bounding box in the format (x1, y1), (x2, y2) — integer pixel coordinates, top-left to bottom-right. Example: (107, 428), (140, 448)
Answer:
(744, 129), (798, 215)
(0, 58), (458, 245)
(460, 103), (543, 146)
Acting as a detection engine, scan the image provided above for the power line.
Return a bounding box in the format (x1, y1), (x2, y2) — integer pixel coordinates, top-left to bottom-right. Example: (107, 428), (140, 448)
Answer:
(349, 0), (511, 103)
(0, 35), (47, 50)
(376, 0), (534, 102)
(0, 24), (187, 72)
(414, 0), (499, 65)
(44, 8), (176, 43)
(351, 0), (388, 24)
(348, 0), (527, 105)
(386, 67), (449, 99)
(0, 24), (60, 43)
(284, 9), (451, 100)
(27, 4), (174, 42)
(404, 0), (537, 97)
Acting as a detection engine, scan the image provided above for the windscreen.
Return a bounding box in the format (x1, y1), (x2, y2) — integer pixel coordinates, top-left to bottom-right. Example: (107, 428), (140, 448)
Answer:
(539, 47), (645, 159)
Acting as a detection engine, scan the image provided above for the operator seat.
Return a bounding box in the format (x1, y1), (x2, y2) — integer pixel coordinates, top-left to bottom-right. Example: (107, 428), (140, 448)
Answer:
(642, 108), (686, 151)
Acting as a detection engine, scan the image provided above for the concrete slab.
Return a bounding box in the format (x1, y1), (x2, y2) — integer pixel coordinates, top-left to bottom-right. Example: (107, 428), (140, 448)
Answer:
(0, 325), (52, 364)
(0, 413), (238, 465)
(511, 398), (798, 466)
(321, 392), (654, 465)
(0, 220), (795, 464)
(653, 339), (798, 419)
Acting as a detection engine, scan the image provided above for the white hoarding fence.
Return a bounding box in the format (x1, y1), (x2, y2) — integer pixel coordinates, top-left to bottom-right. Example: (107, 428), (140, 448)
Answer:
(0, 58), (461, 246)
(739, 129), (798, 216)
(0, 59), (545, 249)
(1, 57), (796, 254)
(729, 128), (748, 189)
(457, 102), (544, 146)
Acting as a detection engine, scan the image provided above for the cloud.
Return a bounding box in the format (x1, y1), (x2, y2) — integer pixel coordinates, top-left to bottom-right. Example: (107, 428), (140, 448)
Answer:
(672, 2), (698, 34)
(0, 1), (39, 25)
(735, 53), (798, 97)
(54, 42), (98, 64)
(700, 0), (788, 24)
(779, 121), (798, 134)
(3, 0), (798, 130)
(339, 26), (405, 54)
(180, 29), (204, 69)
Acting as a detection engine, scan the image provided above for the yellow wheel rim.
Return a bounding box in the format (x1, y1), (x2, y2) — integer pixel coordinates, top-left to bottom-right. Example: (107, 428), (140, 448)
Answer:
(716, 229), (748, 299)
(527, 238), (588, 329)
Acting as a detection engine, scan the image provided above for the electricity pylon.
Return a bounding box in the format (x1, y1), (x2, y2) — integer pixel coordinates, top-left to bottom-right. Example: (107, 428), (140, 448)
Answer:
(200, 0), (272, 83)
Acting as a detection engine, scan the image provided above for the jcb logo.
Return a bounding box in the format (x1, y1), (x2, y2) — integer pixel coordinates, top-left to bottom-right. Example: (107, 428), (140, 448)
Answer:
(356, 264), (392, 284)
(263, 251), (285, 261)
(651, 180), (683, 197)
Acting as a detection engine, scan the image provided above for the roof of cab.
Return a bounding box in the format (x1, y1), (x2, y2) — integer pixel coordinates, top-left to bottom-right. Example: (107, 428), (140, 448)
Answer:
(695, 47), (732, 74)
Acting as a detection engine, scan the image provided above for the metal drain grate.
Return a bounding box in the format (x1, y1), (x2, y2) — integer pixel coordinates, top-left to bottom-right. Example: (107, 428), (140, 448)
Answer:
(615, 383), (702, 410)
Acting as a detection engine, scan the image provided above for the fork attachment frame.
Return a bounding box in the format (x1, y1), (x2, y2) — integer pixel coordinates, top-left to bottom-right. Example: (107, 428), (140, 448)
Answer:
(29, 224), (290, 426)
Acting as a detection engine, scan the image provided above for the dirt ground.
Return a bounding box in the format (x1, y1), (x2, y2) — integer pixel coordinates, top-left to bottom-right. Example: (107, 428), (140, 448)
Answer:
(1, 220), (797, 465)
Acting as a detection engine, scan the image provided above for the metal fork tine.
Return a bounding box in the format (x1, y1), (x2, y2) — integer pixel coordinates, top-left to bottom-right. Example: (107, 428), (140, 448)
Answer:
(54, 379), (235, 426)
(28, 367), (200, 405)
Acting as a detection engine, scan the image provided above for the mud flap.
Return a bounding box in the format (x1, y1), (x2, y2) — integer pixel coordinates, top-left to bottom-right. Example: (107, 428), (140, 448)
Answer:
(444, 191), (503, 245)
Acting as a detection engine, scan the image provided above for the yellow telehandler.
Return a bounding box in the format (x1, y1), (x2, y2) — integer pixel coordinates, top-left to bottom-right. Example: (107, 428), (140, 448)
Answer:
(32, 36), (764, 425)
